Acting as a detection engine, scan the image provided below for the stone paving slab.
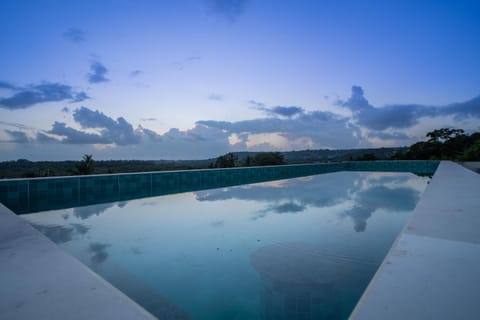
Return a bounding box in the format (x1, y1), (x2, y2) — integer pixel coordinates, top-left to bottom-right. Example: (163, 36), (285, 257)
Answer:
(0, 203), (157, 320)
(350, 161), (480, 319)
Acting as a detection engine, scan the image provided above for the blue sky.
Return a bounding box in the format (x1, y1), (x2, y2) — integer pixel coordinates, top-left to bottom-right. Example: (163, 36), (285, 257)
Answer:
(1, 0), (479, 160)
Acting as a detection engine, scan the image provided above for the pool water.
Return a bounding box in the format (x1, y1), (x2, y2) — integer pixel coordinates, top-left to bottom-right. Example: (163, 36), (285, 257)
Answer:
(22, 171), (429, 319)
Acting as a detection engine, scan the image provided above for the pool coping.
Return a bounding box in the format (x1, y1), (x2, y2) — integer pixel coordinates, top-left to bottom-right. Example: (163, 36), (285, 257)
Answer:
(0, 201), (157, 320)
(349, 161), (480, 319)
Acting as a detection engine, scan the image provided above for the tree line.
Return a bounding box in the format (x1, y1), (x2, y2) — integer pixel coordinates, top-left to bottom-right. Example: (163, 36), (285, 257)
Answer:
(0, 128), (478, 178)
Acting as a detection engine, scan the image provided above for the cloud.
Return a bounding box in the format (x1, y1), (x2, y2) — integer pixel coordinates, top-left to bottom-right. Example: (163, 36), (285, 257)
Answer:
(74, 203), (115, 219)
(73, 107), (141, 145)
(6, 85), (479, 160)
(173, 56), (202, 70)
(88, 242), (111, 265)
(129, 70), (142, 77)
(87, 61), (109, 83)
(206, 0), (249, 22)
(46, 107), (141, 145)
(0, 120), (32, 130)
(208, 93), (223, 101)
(342, 86), (480, 131)
(248, 100), (265, 108)
(441, 95), (480, 120)
(71, 223), (90, 235)
(36, 132), (60, 143)
(63, 27), (85, 43)
(198, 109), (362, 150)
(30, 224), (73, 244)
(368, 131), (409, 140)
(0, 81), (18, 90)
(48, 121), (110, 144)
(343, 185), (420, 232)
(5, 130), (31, 143)
(268, 202), (306, 214)
(185, 56), (201, 62)
(0, 82), (89, 110)
(260, 106), (305, 118)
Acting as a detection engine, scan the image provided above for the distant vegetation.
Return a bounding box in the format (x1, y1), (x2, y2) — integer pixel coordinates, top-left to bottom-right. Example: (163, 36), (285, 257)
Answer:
(210, 152), (285, 168)
(75, 154), (95, 175)
(393, 128), (480, 161)
(0, 128), (478, 179)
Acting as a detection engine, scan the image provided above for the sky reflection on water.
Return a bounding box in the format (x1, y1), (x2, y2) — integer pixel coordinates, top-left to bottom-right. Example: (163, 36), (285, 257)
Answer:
(22, 171), (428, 320)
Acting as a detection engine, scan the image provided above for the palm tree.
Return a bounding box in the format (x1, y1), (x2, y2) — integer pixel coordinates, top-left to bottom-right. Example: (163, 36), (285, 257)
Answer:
(76, 154), (95, 175)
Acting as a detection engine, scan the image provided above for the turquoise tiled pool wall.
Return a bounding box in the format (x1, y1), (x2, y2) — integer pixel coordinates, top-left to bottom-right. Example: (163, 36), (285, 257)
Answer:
(0, 161), (439, 214)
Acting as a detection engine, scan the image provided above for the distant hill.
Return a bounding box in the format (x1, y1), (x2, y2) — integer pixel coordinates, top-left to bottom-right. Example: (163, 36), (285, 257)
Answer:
(228, 147), (407, 164)
(0, 147), (407, 179)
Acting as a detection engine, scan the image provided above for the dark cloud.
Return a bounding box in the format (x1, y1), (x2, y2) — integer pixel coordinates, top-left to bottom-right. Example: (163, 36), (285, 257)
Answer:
(206, 0), (249, 22)
(36, 132), (60, 143)
(39, 107), (143, 146)
(0, 81), (18, 90)
(63, 28), (85, 43)
(5, 130), (31, 143)
(343, 86), (480, 131)
(441, 95), (480, 120)
(72, 92), (89, 102)
(265, 106), (305, 118)
(208, 93), (223, 101)
(268, 202), (306, 214)
(73, 107), (141, 145)
(0, 82), (89, 110)
(48, 121), (110, 144)
(87, 61), (109, 83)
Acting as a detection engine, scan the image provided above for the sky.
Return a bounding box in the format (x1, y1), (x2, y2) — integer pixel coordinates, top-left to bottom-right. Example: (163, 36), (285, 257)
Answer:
(0, 0), (479, 161)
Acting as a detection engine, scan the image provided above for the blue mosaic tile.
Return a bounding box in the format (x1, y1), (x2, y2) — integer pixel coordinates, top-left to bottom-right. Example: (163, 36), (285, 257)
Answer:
(0, 161), (439, 214)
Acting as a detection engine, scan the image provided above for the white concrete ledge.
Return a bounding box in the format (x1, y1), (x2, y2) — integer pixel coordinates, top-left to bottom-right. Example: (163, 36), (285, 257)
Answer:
(0, 203), (156, 320)
(350, 161), (480, 319)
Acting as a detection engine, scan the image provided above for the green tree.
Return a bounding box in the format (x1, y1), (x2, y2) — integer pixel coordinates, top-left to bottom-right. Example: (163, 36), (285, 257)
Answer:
(242, 156), (253, 167)
(75, 154), (95, 175)
(355, 153), (378, 161)
(252, 152), (285, 166)
(214, 152), (238, 168)
(405, 128), (478, 160)
(461, 140), (480, 161)
(426, 128), (464, 143)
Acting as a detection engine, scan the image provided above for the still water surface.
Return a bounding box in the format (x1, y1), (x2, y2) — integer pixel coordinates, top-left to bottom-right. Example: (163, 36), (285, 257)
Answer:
(22, 171), (429, 319)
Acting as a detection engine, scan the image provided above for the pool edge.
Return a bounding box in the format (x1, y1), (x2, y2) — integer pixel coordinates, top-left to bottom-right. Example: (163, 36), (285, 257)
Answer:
(0, 202), (158, 320)
(349, 161), (480, 319)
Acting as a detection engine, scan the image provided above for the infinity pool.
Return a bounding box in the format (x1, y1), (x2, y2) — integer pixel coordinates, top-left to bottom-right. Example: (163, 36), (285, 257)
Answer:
(22, 171), (429, 319)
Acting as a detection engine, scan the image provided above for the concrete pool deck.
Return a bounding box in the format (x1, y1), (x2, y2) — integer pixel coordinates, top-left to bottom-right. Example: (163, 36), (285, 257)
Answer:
(0, 202), (156, 320)
(0, 161), (478, 319)
(350, 161), (480, 319)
